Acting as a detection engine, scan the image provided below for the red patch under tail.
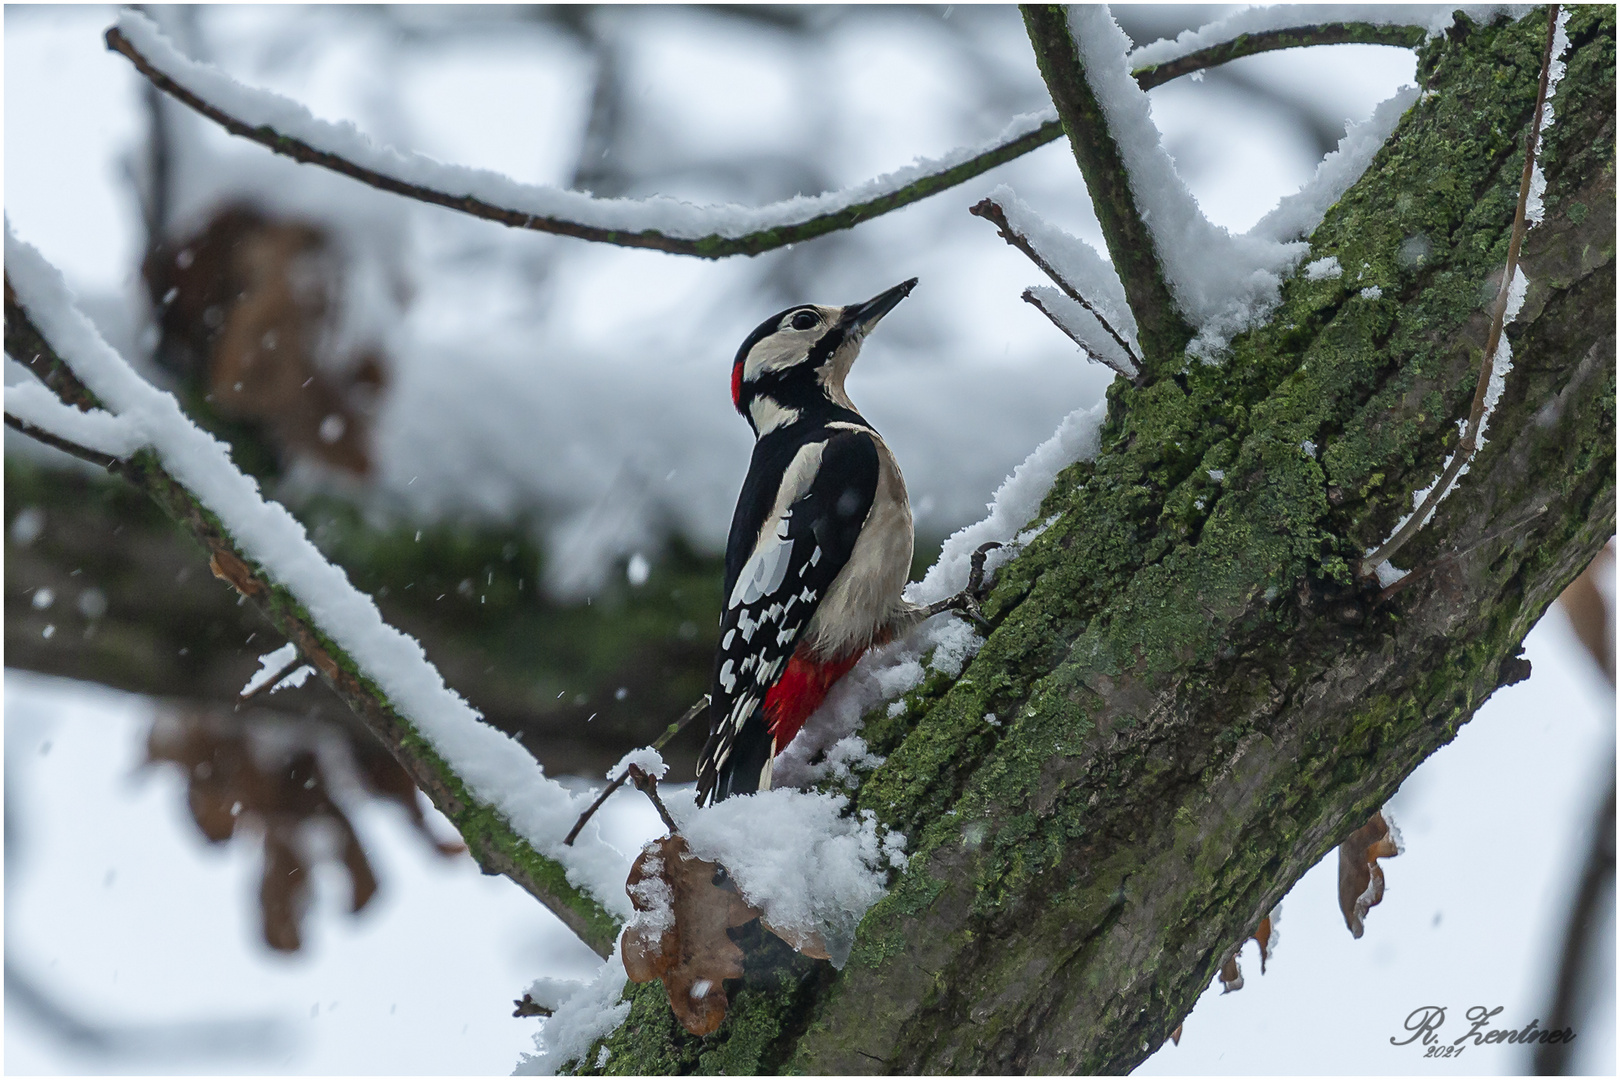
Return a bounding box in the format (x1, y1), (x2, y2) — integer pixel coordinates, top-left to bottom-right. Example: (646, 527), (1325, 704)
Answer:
(762, 645), (865, 753)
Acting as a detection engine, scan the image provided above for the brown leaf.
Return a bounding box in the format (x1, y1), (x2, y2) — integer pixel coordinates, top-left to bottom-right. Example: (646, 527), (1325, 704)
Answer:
(1339, 810), (1401, 938)
(1560, 543), (1614, 685)
(209, 549), (266, 597)
(1170, 1024), (1184, 1046)
(141, 205), (392, 476)
(622, 834), (760, 1036)
(146, 708), (388, 951)
(261, 823), (309, 952)
(762, 919), (831, 962)
(1216, 908), (1278, 994)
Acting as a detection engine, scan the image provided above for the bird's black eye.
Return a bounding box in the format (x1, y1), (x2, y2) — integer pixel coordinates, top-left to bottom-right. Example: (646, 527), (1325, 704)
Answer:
(790, 310), (819, 331)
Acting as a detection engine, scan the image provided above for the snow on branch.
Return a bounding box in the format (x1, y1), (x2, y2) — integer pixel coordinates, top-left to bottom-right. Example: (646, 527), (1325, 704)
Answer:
(1024, 7), (1436, 371)
(1130, 20), (1428, 90)
(1127, 5), (1532, 72)
(971, 190), (1141, 380)
(3, 229), (642, 958)
(106, 11), (1063, 260)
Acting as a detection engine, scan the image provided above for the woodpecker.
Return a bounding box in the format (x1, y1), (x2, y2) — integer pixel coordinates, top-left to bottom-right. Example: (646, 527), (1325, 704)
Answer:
(696, 278), (936, 806)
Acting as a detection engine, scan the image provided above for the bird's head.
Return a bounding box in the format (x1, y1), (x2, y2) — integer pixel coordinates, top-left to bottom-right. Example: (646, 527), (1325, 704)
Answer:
(730, 278), (916, 436)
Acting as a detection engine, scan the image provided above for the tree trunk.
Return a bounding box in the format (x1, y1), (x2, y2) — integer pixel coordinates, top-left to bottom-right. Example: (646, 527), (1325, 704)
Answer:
(582, 8), (1615, 1073)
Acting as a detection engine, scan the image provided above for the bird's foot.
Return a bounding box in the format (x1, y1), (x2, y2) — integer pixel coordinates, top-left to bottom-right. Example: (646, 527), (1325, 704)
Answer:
(922, 542), (1002, 631)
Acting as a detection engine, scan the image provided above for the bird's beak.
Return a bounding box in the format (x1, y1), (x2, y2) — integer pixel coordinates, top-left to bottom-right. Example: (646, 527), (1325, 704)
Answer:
(845, 278), (918, 333)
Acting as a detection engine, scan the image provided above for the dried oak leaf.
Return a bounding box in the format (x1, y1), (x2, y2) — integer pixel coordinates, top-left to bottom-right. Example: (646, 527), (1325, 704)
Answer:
(1339, 810), (1401, 938)
(1217, 909), (1278, 994)
(622, 834), (760, 1036)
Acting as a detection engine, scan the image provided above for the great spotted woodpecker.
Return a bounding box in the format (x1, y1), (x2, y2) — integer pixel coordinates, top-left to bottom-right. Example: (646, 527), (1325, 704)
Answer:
(695, 279), (930, 805)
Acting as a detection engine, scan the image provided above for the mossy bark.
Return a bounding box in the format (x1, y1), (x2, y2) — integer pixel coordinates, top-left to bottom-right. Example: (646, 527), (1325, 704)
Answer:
(581, 8), (1615, 1073)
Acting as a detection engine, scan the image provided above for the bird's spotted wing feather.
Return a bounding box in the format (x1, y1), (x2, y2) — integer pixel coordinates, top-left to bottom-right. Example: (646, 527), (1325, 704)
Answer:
(697, 430), (878, 803)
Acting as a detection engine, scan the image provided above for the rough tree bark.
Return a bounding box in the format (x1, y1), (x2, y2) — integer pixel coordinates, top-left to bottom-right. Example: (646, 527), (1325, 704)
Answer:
(579, 8), (1614, 1073)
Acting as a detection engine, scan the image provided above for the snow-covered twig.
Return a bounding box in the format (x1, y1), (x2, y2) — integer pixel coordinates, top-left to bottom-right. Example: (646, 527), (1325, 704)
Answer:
(2, 413), (126, 472)
(1022, 6), (1194, 372)
(1359, 6), (1563, 578)
(1126, 5), (1530, 71)
(3, 243), (636, 959)
(104, 15), (1063, 260)
(970, 196), (1142, 377)
(1130, 21), (1428, 90)
(1021, 289), (1140, 383)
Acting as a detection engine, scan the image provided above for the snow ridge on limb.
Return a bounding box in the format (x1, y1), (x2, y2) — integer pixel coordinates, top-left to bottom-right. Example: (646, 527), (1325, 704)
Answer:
(107, 11), (1062, 260)
(1127, 5), (1535, 70)
(1067, 6), (1310, 362)
(4, 228), (634, 955)
(1249, 86), (1422, 244)
(2, 380), (145, 458)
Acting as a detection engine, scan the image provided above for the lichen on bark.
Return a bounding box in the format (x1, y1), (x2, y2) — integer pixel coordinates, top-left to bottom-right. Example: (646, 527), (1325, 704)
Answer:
(572, 8), (1613, 1074)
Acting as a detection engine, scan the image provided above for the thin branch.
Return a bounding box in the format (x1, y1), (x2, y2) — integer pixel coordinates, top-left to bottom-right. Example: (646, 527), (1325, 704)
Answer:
(626, 764), (680, 836)
(3, 413), (126, 472)
(105, 17), (1428, 262)
(4, 281), (621, 959)
(563, 695), (710, 847)
(104, 23), (1063, 260)
(1021, 290), (1141, 383)
(1535, 773), (1616, 1074)
(1372, 505), (1549, 606)
(970, 196), (1142, 371)
(1130, 23), (1429, 91)
(1359, 6), (1562, 578)
(1021, 5), (1195, 373)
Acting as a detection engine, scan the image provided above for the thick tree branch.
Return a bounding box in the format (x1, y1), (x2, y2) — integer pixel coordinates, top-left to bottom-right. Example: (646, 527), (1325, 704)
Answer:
(1021, 5), (1195, 372)
(4, 285), (622, 958)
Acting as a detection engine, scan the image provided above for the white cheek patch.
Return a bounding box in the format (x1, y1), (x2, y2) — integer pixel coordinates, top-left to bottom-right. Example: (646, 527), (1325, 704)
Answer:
(749, 396), (801, 435)
(743, 333), (813, 383)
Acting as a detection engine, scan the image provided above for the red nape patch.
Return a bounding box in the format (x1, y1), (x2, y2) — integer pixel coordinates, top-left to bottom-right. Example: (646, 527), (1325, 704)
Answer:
(731, 361), (744, 409)
(763, 646), (865, 752)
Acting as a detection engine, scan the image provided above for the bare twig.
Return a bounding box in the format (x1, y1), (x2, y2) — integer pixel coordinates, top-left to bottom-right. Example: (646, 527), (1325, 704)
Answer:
(1359, 7), (1562, 578)
(1021, 5), (1195, 373)
(4, 280), (621, 959)
(626, 764), (680, 836)
(563, 695), (710, 846)
(3, 413), (126, 472)
(970, 197), (1142, 374)
(1130, 23), (1428, 91)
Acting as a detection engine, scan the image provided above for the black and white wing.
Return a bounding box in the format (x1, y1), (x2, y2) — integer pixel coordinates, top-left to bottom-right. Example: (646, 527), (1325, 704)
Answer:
(696, 429), (878, 803)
